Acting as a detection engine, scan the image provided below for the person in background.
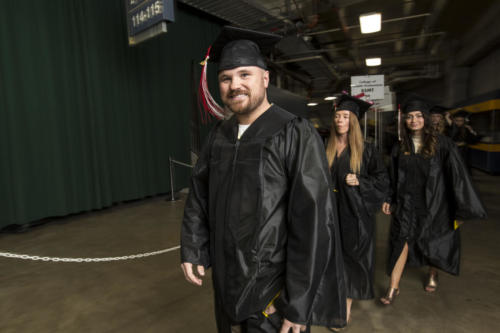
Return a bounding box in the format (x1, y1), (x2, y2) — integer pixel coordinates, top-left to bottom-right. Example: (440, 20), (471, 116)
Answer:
(180, 26), (346, 333)
(380, 98), (486, 305)
(429, 105), (449, 135)
(447, 110), (480, 172)
(325, 94), (389, 330)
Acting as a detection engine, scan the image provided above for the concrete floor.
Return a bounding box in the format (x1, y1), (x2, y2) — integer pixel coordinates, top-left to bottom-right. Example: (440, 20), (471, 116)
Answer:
(0, 170), (499, 333)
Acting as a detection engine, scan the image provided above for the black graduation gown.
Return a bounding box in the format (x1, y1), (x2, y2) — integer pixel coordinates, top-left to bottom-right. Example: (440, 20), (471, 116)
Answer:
(448, 124), (480, 170)
(331, 143), (389, 299)
(181, 105), (346, 329)
(386, 135), (487, 275)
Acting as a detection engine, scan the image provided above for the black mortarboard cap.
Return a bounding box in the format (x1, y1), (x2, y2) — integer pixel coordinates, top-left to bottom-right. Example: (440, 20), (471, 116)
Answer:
(453, 109), (470, 118)
(336, 94), (372, 119)
(430, 105), (450, 115)
(210, 26), (282, 71)
(401, 95), (431, 114)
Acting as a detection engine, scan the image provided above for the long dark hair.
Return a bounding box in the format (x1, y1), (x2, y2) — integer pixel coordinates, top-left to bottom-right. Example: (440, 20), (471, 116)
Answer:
(400, 111), (438, 158)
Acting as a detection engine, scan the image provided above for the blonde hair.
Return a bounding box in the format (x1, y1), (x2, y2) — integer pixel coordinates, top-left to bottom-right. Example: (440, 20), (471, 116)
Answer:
(434, 118), (446, 134)
(326, 111), (364, 173)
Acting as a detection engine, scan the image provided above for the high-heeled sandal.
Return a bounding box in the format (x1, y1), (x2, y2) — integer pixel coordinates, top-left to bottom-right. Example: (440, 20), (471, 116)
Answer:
(425, 272), (438, 292)
(380, 287), (400, 305)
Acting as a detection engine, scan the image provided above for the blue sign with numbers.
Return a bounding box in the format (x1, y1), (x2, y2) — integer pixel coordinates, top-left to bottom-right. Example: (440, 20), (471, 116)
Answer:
(126, 0), (175, 36)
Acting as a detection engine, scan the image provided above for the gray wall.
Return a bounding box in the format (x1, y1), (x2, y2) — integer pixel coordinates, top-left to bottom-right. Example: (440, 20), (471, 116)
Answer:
(469, 47), (500, 98)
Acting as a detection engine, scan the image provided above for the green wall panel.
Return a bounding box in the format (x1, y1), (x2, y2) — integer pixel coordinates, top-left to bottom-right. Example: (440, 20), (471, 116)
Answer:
(0, 0), (221, 228)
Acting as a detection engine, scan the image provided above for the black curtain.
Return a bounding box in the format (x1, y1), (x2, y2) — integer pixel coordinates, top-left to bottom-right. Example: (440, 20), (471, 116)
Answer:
(0, 0), (221, 228)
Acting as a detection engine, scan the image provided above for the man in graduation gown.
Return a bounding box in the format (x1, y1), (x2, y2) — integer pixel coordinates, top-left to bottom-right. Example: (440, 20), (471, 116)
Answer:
(180, 26), (346, 332)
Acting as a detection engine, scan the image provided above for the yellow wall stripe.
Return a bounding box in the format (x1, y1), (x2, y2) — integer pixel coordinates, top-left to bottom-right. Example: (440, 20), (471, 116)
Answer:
(450, 99), (500, 114)
(469, 143), (500, 152)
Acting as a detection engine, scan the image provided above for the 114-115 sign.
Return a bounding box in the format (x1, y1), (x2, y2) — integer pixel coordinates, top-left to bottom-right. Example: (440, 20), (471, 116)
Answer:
(126, 0), (175, 45)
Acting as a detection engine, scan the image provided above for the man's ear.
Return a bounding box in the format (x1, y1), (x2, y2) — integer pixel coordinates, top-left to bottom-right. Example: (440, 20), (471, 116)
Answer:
(263, 70), (270, 88)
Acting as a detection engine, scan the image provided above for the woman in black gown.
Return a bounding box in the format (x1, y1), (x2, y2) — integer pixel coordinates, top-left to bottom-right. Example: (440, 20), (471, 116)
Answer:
(380, 98), (487, 305)
(326, 94), (389, 327)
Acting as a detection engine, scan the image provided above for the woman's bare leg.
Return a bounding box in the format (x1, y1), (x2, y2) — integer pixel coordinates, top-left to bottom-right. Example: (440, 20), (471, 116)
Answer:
(346, 298), (352, 323)
(390, 242), (409, 289)
(380, 243), (408, 304)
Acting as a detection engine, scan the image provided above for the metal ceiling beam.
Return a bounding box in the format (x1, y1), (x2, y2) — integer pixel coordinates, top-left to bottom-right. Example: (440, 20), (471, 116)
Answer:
(415, 0), (448, 50)
(304, 13), (430, 36)
(334, 53), (445, 71)
(361, 32), (444, 47)
(289, 32), (445, 53)
(274, 55), (342, 80)
(267, 62), (312, 87)
(177, 0), (283, 30)
(274, 55), (326, 64)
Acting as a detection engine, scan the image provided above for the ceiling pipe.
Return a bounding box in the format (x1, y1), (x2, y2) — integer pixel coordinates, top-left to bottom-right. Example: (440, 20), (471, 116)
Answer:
(361, 32), (444, 47)
(388, 65), (441, 84)
(394, 0), (415, 54)
(388, 73), (441, 84)
(430, 33), (447, 56)
(275, 55), (325, 64)
(415, 0), (448, 50)
(305, 13), (430, 36)
(333, 54), (444, 71)
(274, 55), (342, 80)
(267, 62), (312, 87)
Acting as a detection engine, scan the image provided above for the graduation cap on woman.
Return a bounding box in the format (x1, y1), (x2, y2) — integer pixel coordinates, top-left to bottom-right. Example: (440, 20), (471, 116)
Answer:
(335, 93), (373, 119)
(198, 26), (282, 120)
(396, 93), (432, 140)
(430, 105), (450, 115)
(453, 109), (470, 118)
(401, 96), (431, 114)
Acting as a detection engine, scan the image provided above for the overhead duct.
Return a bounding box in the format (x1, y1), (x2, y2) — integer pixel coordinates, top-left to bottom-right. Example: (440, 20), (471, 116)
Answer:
(388, 65), (441, 84)
(177, 0), (285, 30)
(455, 1), (500, 66)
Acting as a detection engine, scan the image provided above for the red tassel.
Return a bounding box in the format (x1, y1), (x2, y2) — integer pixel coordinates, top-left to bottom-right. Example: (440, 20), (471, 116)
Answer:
(198, 46), (225, 122)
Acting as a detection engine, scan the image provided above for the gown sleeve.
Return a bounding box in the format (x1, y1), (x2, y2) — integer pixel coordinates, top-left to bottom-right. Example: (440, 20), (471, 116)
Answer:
(180, 124), (220, 267)
(442, 136), (487, 220)
(357, 144), (390, 215)
(466, 127), (480, 144)
(276, 119), (345, 325)
(385, 144), (400, 204)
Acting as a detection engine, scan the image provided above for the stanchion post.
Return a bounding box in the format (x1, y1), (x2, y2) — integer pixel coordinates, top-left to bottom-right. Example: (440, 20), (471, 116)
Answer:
(169, 156), (176, 201)
(167, 157), (194, 202)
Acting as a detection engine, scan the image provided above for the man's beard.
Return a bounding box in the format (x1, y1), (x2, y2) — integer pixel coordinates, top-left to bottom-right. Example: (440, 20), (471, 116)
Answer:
(223, 88), (266, 115)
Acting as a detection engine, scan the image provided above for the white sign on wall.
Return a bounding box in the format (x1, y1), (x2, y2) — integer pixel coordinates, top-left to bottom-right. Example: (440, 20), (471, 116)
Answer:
(351, 75), (384, 100)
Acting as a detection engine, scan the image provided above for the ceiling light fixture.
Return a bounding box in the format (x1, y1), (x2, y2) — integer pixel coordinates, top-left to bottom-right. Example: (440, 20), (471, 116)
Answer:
(324, 96), (337, 101)
(307, 102), (318, 106)
(359, 13), (381, 34)
(365, 57), (381, 66)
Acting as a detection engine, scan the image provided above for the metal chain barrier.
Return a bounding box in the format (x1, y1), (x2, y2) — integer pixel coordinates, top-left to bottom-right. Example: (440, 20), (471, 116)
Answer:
(0, 245), (180, 263)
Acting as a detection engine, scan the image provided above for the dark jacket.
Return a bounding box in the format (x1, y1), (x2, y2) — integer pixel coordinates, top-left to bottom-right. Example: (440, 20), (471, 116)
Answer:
(181, 105), (346, 327)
